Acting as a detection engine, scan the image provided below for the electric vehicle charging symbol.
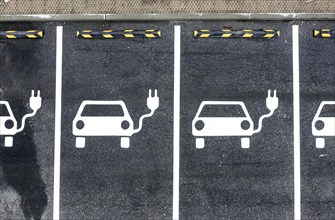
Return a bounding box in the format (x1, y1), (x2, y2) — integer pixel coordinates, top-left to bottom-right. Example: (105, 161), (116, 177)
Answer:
(0, 90), (42, 147)
(192, 90), (278, 149)
(312, 101), (335, 148)
(72, 89), (159, 148)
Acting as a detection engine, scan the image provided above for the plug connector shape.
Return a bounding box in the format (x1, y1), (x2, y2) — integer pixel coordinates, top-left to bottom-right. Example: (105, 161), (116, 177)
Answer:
(266, 90), (278, 112)
(30, 90), (42, 111)
(147, 89), (159, 112)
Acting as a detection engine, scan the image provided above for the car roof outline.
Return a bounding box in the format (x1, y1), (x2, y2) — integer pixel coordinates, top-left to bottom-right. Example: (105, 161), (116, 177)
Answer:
(75, 100), (131, 118)
(0, 101), (15, 118)
(313, 101), (335, 121)
(194, 101), (251, 119)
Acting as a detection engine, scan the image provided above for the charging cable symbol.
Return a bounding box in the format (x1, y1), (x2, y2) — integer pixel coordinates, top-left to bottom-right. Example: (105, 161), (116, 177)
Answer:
(0, 90), (42, 147)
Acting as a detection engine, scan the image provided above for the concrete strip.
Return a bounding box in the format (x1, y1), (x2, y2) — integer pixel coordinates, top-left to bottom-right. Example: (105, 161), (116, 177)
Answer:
(105, 13), (252, 21)
(0, 14), (105, 21)
(250, 13), (335, 20)
(106, 13), (335, 21)
(1, 13), (335, 21)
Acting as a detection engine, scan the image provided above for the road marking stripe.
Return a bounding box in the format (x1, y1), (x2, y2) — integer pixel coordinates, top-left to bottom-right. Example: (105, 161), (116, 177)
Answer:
(173, 25), (181, 220)
(293, 25), (301, 220)
(54, 26), (63, 220)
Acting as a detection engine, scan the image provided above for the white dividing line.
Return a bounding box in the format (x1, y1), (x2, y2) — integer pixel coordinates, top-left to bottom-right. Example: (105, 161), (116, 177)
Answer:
(173, 25), (181, 220)
(53, 26), (63, 220)
(292, 25), (301, 220)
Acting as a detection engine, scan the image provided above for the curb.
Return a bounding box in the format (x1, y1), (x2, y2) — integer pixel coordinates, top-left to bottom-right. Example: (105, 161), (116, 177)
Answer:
(1, 13), (335, 21)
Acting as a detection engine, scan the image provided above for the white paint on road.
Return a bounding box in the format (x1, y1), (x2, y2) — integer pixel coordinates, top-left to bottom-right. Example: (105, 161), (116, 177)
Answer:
(293, 24), (301, 220)
(54, 26), (63, 220)
(173, 25), (181, 220)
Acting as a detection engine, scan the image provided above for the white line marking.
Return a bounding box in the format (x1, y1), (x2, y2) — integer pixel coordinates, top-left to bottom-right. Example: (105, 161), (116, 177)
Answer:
(173, 25), (181, 220)
(293, 25), (301, 220)
(54, 26), (63, 220)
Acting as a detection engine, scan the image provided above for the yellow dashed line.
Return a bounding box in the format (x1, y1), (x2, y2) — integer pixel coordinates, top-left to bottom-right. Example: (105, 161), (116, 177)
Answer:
(221, 34), (232, 38)
(103, 34), (113, 38)
(6, 35), (16, 39)
(243, 33), (253, 38)
(81, 34), (92, 38)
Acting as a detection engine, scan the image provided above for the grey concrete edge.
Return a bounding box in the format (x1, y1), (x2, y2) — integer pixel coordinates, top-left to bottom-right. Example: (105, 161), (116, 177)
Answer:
(0, 14), (105, 21)
(1, 13), (335, 21)
(106, 13), (335, 21)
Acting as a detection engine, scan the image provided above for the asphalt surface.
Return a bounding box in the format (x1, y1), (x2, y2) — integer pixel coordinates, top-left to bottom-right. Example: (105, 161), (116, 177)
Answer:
(60, 22), (174, 219)
(0, 22), (55, 219)
(180, 21), (294, 220)
(300, 21), (335, 220)
(0, 21), (334, 220)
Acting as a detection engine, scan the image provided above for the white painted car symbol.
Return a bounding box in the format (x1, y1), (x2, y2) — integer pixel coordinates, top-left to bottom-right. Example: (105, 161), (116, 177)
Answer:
(192, 90), (278, 149)
(312, 101), (335, 148)
(0, 101), (18, 145)
(73, 89), (159, 148)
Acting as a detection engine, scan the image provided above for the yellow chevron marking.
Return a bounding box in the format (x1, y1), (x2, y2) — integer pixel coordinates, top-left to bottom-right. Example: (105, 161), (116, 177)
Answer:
(243, 33), (253, 38)
(146, 30), (155, 32)
(82, 34), (92, 38)
(157, 31), (161, 37)
(145, 34), (156, 38)
(222, 29), (231, 32)
(27, 30), (37, 32)
(76, 31), (80, 37)
(322, 29), (330, 31)
(103, 34), (113, 38)
(124, 30), (134, 32)
(221, 34), (232, 38)
(194, 31), (198, 37)
(200, 34), (210, 38)
(37, 31), (43, 37)
(264, 34), (275, 38)
(200, 30), (210, 32)
(322, 33), (331, 38)
(277, 31), (280, 36)
(314, 30), (320, 36)
(124, 34), (134, 38)
(6, 35), (16, 39)
(83, 30), (92, 32)
(6, 31), (16, 33)
(26, 34), (37, 38)
(103, 30), (113, 32)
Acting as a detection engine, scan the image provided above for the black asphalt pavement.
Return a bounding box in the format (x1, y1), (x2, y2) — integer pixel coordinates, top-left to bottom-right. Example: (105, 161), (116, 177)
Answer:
(0, 22), (55, 219)
(300, 21), (335, 220)
(60, 22), (174, 219)
(0, 21), (334, 220)
(180, 21), (294, 219)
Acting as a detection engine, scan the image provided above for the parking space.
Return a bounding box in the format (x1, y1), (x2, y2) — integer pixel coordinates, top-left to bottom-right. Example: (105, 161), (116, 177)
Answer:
(300, 21), (335, 220)
(59, 22), (174, 219)
(179, 21), (294, 219)
(0, 23), (55, 219)
(0, 20), (334, 220)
